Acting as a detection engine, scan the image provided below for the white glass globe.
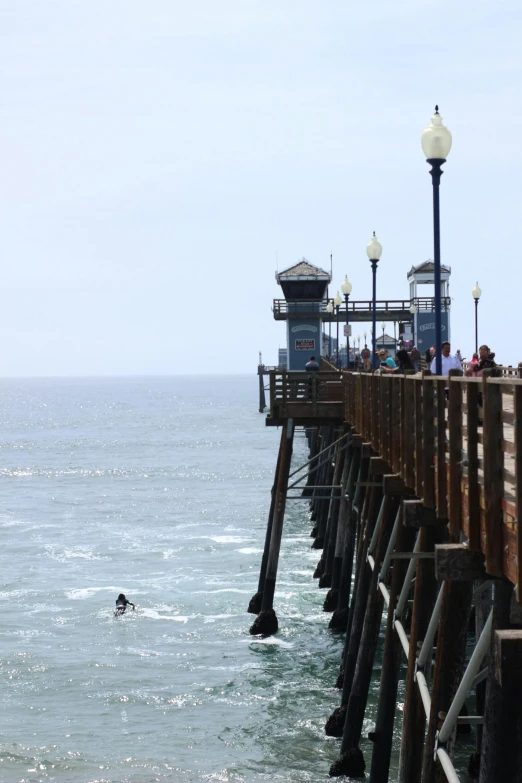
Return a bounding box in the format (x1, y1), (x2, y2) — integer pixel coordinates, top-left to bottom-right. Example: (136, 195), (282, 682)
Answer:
(421, 106), (452, 160)
(381, 322), (386, 330)
(341, 277), (352, 296)
(409, 304), (418, 314)
(366, 232), (382, 260)
(326, 301), (334, 313)
(472, 282), (482, 300)
(333, 292), (342, 307)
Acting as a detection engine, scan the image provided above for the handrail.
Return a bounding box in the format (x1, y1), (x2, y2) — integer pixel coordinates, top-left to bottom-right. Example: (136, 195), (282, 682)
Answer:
(273, 296), (451, 314)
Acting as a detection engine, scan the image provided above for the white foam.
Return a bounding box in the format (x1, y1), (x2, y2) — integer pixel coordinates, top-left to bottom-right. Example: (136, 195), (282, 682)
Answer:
(207, 536), (250, 544)
(65, 586), (118, 600)
(243, 637), (294, 648)
(236, 547), (262, 555)
(140, 608), (189, 622)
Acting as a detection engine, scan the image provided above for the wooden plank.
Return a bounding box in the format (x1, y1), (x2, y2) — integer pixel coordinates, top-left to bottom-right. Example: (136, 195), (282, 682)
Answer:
(448, 379), (463, 541)
(380, 375), (388, 464)
(483, 378), (504, 576)
(403, 377), (415, 490)
(436, 379), (448, 519)
(392, 378), (401, 474)
(414, 378), (423, 498)
(466, 382), (481, 551)
(515, 385), (522, 601)
(422, 379), (435, 508)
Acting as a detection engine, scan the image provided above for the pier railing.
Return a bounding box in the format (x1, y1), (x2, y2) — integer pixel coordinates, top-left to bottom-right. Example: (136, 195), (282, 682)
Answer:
(268, 370), (344, 423)
(345, 370), (521, 594)
(272, 296), (450, 319)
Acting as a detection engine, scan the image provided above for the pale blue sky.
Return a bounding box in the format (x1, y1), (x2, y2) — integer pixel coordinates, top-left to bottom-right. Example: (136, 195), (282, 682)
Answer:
(1, 0), (521, 374)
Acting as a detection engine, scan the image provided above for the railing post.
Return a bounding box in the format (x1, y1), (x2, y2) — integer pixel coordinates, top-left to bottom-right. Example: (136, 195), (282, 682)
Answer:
(515, 384), (522, 600)
(422, 379), (435, 508)
(414, 378), (423, 498)
(483, 377), (504, 576)
(436, 378), (448, 519)
(467, 380), (481, 551)
(448, 377), (463, 542)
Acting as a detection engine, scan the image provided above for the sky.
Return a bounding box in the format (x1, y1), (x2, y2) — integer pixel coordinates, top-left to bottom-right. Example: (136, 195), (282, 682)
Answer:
(1, 0), (521, 375)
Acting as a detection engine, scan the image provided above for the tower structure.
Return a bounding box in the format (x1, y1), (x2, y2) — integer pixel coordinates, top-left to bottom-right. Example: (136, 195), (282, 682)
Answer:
(407, 261), (451, 350)
(274, 259), (331, 370)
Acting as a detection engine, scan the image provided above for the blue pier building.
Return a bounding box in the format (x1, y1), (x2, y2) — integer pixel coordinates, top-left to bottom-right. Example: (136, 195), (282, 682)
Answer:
(274, 259), (331, 371)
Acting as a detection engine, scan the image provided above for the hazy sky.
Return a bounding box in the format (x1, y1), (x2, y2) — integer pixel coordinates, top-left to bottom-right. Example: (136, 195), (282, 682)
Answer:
(1, 0), (521, 375)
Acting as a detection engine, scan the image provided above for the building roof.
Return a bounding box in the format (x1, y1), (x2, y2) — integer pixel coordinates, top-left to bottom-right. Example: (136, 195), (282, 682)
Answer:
(407, 260), (451, 278)
(277, 258), (331, 280)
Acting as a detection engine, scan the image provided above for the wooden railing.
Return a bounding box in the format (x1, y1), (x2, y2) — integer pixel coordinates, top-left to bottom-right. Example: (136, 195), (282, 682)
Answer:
(344, 371), (521, 594)
(268, 371), (344, 422)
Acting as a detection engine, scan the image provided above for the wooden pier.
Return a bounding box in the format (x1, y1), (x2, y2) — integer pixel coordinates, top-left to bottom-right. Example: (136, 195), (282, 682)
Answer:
(249, 364), (522, 782)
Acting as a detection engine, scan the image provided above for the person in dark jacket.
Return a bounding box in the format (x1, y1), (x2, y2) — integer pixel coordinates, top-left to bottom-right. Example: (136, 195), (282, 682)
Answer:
(115, 593), (136, 615)
(305, 356), (320, 371)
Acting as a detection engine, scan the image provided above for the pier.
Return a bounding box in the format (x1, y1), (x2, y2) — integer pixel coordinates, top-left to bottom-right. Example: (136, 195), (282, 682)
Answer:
(249, 365), (522, 782)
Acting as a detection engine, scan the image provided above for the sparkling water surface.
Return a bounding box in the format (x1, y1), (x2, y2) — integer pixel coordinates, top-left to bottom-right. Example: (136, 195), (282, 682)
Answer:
(1, 376), (354, 783)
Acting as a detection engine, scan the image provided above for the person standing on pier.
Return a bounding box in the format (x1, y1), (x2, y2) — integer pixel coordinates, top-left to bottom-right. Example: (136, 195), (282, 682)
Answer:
(361, 344), (371, 372)
(305, 356), (320, 372)
(430, 341), (462, 375)
(410, 345), (421, 370)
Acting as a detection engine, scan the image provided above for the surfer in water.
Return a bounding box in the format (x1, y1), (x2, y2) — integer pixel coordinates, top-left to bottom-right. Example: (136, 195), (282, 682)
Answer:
(114, 593), (136, 616)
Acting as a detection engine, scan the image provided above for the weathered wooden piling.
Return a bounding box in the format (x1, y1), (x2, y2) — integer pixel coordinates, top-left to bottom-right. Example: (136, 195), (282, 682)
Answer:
(331, 495), (400, 778)
(368, 519), (416, 783)
(329, 440), (361, 630)
(479, 579), (522, 783)
(397, 526), (442, 783)
(319, 435), (346, 589)
(250, 418), (294, 636)
(247, 447), (282, 614)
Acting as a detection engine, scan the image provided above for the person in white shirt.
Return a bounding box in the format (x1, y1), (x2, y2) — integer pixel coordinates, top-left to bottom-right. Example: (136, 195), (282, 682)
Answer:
(430, 341), (463, 375)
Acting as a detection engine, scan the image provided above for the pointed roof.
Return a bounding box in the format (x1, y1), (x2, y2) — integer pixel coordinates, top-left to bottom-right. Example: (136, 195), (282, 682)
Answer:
(407, 260), (451, 278)
(277, 258), (331, 281)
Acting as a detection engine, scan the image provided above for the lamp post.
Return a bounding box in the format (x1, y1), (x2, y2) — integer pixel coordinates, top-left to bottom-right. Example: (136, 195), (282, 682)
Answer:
(421, 106), (452, 376)
(334, 291), (342, 366)
(326, 300), (334, 358)
(366, 232), (383, 369)
(472, 282), (482, 354)
(341, 276), (352, 368)
(381, 321), (386, 348)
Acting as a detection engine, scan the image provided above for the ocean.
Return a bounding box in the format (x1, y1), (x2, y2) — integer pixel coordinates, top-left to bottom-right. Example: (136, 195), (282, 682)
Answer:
(0, 375), (353, 783)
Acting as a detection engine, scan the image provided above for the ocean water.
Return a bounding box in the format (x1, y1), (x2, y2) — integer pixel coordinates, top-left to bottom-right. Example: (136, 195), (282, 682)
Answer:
(0, 376), (351, 783)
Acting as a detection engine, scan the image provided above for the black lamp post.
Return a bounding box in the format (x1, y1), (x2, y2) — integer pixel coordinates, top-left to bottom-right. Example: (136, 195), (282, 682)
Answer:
(366, 232), (383, 369)
(341, 276), (352, 368)
(334, 291), (342, 366)
(421, 106), (452, 376)
(472, 282), (482, 354)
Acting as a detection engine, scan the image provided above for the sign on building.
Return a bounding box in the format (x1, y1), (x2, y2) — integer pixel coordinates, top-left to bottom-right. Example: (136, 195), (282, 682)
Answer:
(295, 338), (315, 351)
